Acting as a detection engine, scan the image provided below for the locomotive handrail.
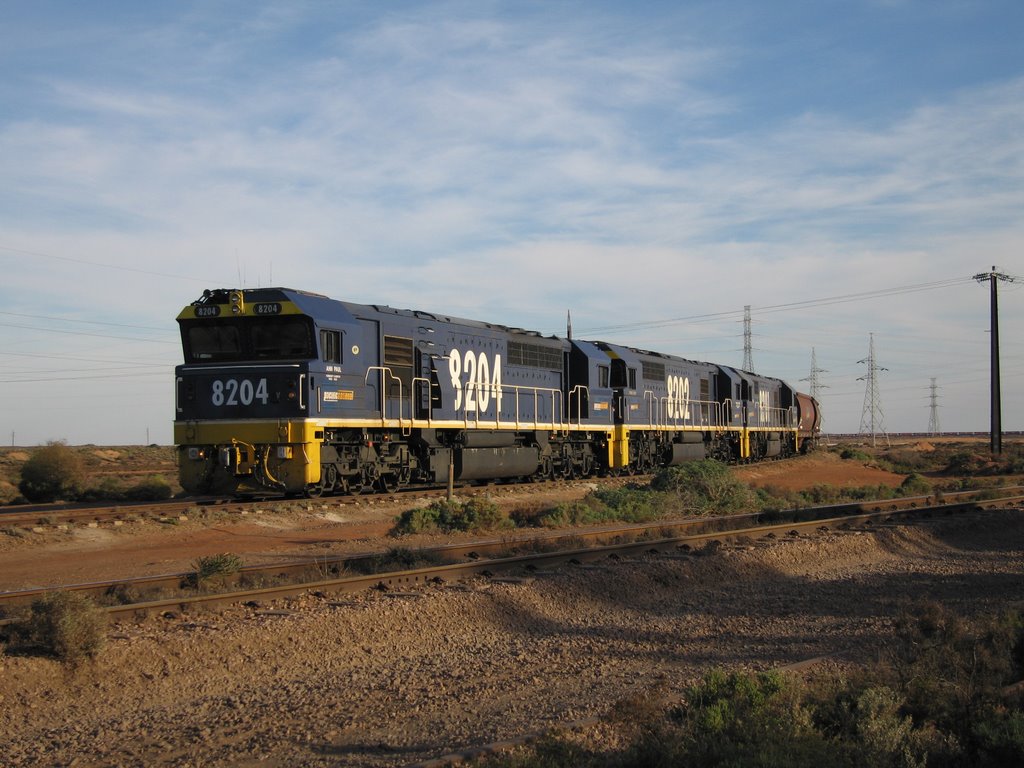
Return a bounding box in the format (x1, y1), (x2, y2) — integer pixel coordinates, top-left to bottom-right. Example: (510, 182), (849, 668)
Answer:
(298, 374), (306, 411)
(645, 390), (723, 430)
(755, 405), (794, 430)
(568, 385), (586, 429)
(644, 390), (660, 426)
(455, 384), (564, 433)
(175, 377), (183, 414)
(364, 366), (405, 427)
(511, 385), (564, 433)
(656, 396), (722, 430)
(410, 376), (436, 434)
(567, 385), (614, 427)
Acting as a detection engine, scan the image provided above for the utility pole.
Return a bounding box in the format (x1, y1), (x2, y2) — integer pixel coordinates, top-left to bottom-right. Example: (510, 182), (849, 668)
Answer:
(973, 267), (1014, 455)
(927, 378), (941, 436)
(857, 333), (889, 448)
(742, 305), (754, 372)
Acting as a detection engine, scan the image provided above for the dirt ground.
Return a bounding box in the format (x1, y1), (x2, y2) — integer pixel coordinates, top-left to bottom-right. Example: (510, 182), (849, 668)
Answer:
(2, 508), (1021, 767)
(731, 448), (907, 491)
(0, 451), (912, 591)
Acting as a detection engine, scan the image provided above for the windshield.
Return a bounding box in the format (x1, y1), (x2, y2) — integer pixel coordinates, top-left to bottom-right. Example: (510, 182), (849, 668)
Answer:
(184, 317), (315, 362)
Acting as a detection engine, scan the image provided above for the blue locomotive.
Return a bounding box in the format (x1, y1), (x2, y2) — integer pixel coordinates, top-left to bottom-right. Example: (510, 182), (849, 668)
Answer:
(174, 288), (820, 495)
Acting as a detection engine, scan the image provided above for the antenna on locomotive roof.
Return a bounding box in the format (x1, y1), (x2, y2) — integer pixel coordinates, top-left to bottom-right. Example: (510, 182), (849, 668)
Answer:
(566, 310), (573, 340)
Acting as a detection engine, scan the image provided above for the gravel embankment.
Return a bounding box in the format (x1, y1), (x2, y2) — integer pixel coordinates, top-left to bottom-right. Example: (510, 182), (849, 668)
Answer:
(2, 509), (1022, 767)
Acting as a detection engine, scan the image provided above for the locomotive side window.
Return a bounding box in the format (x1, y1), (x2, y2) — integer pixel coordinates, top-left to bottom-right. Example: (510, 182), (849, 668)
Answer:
(320, 330), (342, 363)
(187, 323), (242, 361)
(250, 318), (314, 359)
(598, 365), (610, 388)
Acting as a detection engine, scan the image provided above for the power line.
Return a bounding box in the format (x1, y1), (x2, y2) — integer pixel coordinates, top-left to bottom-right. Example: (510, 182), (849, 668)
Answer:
(0, 310), (168, 333)
(0, 244), (220, 284)
(0, 371), (168, 384)
(574, 275), (973, 336)
(0, 321), (175, 344)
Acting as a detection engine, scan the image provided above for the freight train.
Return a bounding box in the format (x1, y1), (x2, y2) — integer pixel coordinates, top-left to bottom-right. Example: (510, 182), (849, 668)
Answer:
(174, 288), (821, 496)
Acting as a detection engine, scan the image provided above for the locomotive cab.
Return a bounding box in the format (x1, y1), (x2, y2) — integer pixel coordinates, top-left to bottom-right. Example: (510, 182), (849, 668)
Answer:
(175, 288), (359, 494)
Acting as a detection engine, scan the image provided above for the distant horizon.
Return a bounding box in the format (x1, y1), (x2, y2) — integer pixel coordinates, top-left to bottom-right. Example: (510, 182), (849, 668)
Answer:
(5, 432), (1023, 450)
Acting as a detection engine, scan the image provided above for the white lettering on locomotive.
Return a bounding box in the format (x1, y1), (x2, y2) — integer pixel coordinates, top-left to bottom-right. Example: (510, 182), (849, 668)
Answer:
(211, 378), (270, 407)
(448, 349), (503, 413)
(666, 374), (691, 421)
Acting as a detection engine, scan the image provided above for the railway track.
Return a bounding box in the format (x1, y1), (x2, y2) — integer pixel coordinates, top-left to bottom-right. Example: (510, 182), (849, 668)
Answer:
(0, 476), (616, 529)
(2, 490), (1020, 628)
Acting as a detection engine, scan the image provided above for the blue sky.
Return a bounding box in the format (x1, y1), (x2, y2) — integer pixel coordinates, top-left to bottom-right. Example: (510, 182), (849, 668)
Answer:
(1, 0), (1022, 445)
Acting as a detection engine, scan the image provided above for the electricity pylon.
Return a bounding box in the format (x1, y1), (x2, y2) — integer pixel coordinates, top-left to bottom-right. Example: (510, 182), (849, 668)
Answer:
(927, 378), (941, 436)
(742, 305), (754, 372)
(801, 347), (828, 401)
(857, 333), (889, 447)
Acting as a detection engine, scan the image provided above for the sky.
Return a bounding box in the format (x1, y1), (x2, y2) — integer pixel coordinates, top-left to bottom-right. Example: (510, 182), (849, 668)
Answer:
(1, 0), (1022, 446)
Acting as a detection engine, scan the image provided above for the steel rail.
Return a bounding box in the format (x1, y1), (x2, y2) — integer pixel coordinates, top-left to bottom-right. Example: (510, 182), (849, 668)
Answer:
(1, 494), (1020, 629)
(2, 489), (1021, 615)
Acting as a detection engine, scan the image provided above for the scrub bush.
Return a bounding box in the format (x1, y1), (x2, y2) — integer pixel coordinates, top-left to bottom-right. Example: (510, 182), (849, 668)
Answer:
(18, 441), (86, 502)
(651, 460), (754, 515)
(11, 591), (106, 664)
(391, 497), (512, 534)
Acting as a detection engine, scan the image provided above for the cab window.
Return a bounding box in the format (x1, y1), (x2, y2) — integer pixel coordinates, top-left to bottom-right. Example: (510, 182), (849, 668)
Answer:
(321, 330), (342, 363)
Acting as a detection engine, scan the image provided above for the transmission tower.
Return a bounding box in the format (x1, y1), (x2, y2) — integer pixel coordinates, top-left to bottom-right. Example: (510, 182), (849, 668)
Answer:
(857, 333), (889, 447)
(742, 305), (754, 372)
(801, 347), (828, 401)
(927, 378), (941, 436)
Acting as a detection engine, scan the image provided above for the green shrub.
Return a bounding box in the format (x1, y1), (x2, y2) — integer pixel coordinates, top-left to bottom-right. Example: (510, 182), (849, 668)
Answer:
(610, 667), (835, 768)
(884, 602), (1024, 733)
(11, 591), (106, 664)
(899, 473), (931, 496)
(839, 446), (874, 462)
(972, 707), (1024, 766)
(592, 486), (662, 522)
(527, 486), (663, 528)
(18, 441), (86, 502)
(882, 449), (933, 474)
(191, 552), (243, 585)
(391, 497), (512, 535)
(651, 460), (754, 515)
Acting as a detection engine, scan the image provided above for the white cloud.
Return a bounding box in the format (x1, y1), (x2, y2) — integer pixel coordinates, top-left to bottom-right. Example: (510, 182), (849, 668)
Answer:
(0, 2), (1021, 442)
